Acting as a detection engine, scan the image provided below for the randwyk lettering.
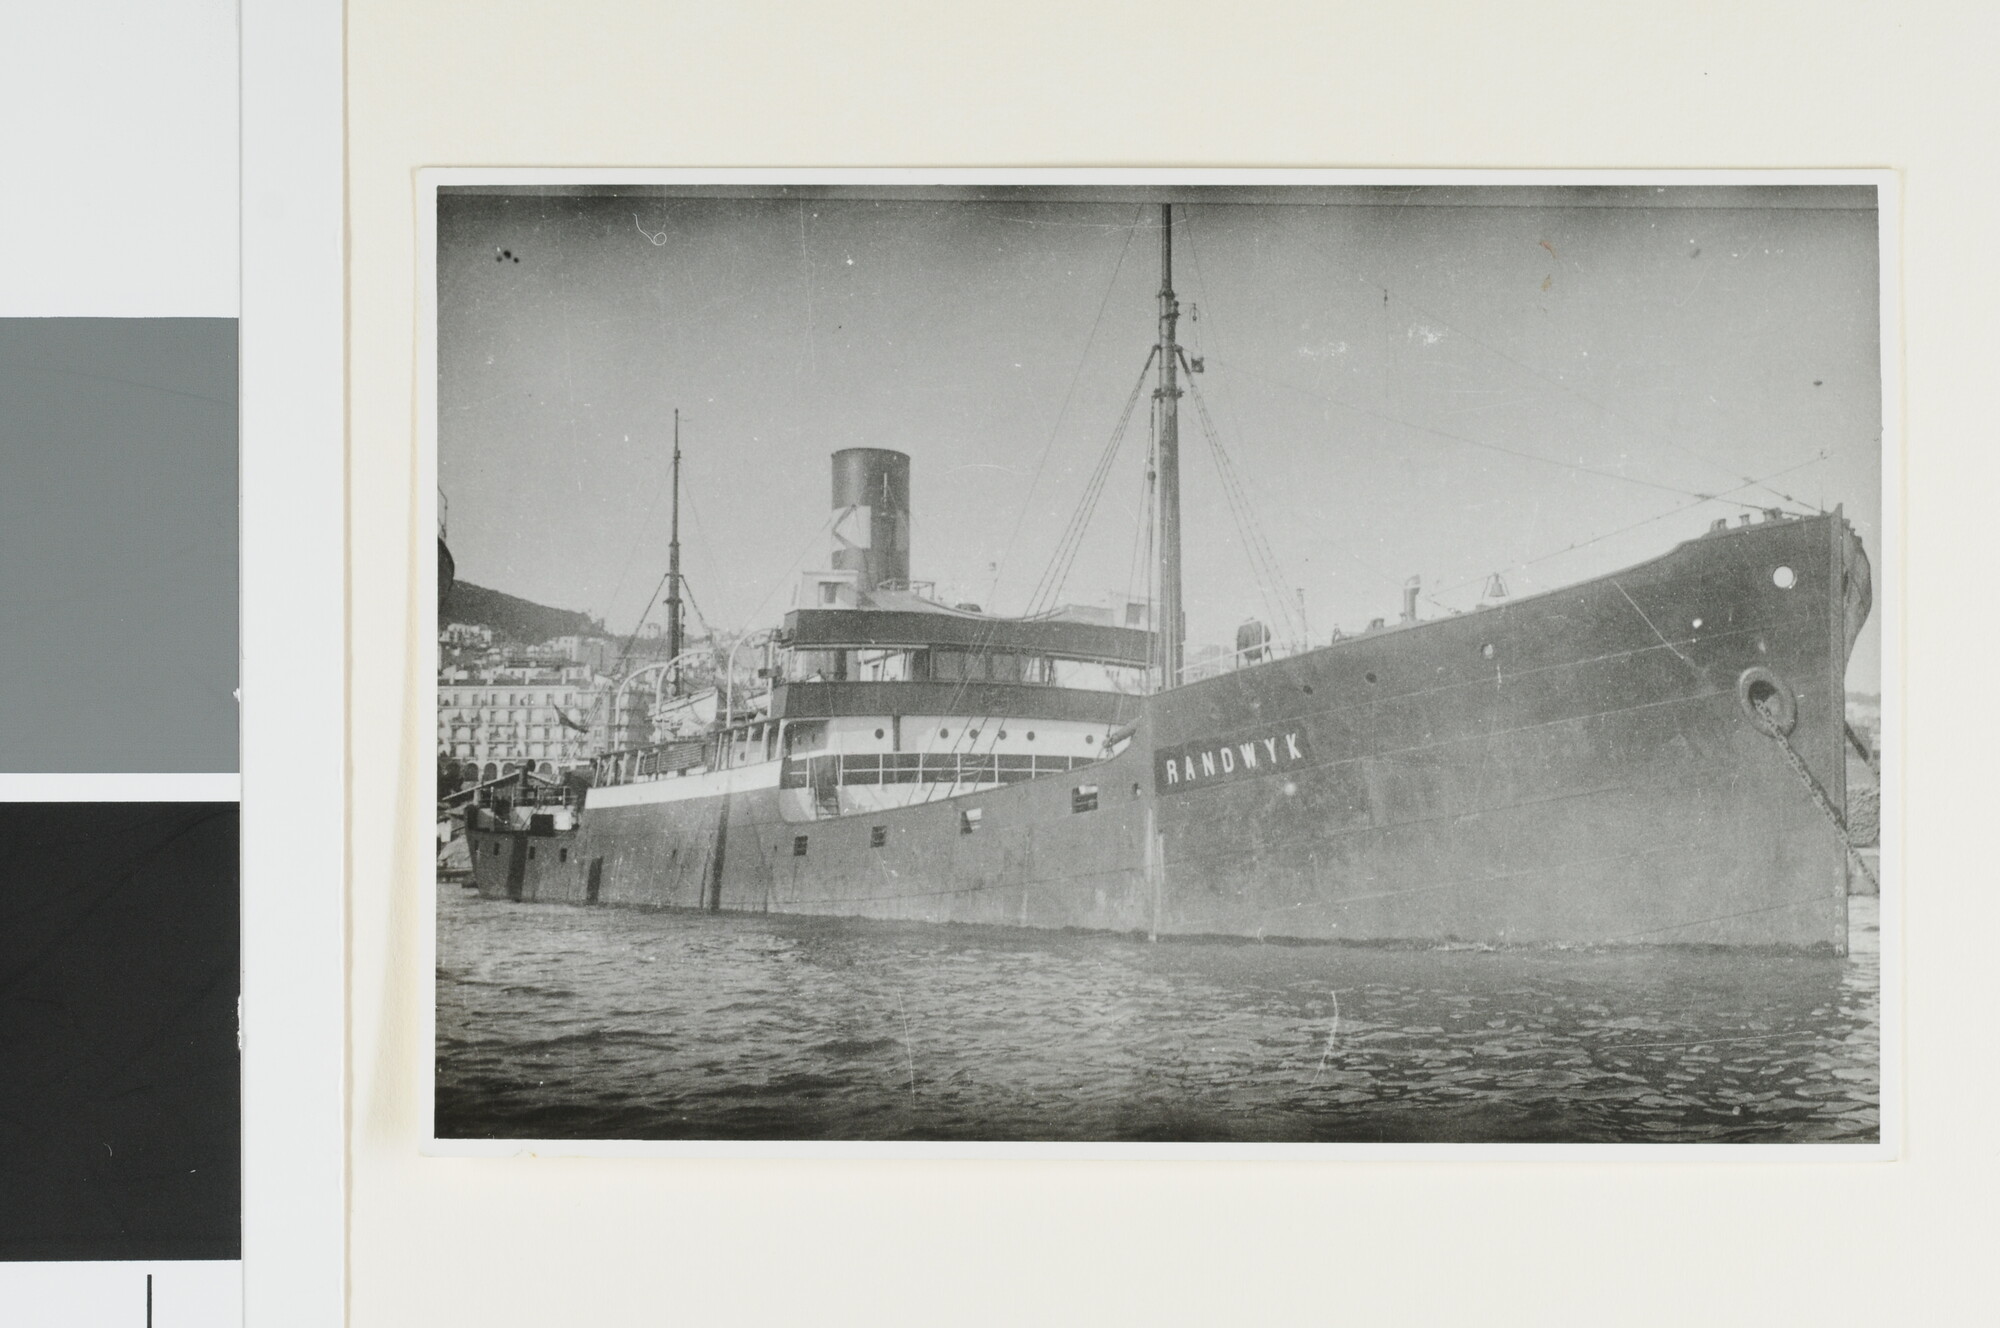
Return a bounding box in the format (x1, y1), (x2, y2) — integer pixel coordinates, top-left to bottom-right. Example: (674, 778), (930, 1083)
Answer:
(1154, 723), (1312, 794)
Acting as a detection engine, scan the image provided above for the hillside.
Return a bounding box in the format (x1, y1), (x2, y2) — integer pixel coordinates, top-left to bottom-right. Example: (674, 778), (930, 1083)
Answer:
(442, 580), (601, 646)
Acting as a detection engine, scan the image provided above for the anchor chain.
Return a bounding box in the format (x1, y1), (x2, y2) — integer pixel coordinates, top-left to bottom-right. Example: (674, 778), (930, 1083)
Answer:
(1844, 720), (1880, 776)
(1771, 727), (1879, 893)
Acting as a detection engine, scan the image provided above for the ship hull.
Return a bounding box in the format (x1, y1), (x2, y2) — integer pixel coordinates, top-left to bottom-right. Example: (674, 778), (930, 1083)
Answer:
(469, 513), (1868, 951)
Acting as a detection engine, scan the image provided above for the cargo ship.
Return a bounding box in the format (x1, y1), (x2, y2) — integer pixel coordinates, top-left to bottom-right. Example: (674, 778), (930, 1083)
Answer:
(465, 205), (1873, 951)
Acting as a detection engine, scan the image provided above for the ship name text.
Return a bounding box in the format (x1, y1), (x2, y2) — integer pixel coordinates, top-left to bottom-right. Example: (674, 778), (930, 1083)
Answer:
(1154, 722), (1313, 795)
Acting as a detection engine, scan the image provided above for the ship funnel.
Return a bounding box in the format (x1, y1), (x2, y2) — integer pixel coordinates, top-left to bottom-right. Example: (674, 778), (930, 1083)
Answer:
(829, 448), (911, 593)
(1402, 575), (1421, 624)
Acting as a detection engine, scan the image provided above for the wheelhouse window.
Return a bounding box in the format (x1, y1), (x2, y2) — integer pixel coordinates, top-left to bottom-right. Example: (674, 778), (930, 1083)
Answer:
(787, 649), (843, 682)
(783, 720), (828, 757)
(1050, 658), (1148, 694)
(852, 648), (912, 682)
(930, 648), (983, 682)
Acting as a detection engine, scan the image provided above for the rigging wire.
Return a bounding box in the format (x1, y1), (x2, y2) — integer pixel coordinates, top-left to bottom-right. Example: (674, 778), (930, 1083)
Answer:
(1208, 354), (1749, 504)
(1142, 424), (1158, 687)
(1187, 394), (1293, 646)
(985, 206), (1147, 608)
(1022, 350), (1156, 617)
(918, 210), (1149, 754)
(929, 355), (1148, 761)
(1177, 207), (1253, 489)
(1118, 419), (1156, 643)
(1180, 206), (1841, 626)
(1183, 357), (1308, 647)
(678, 574), (714, 641)
(599, 453), (675, 632)
(1176, 203), (1805, 623)
(678, 465), (721, 607)
(1179, 209), (1454, 620)
(1297, 240), (1812, 510)
(733, 506), (841, 633)
(1427, 453), (1831, 601)
(605, 569), (674, 684)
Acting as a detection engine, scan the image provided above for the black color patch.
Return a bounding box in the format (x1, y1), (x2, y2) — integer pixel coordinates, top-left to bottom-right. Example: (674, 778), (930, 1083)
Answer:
(0, 803), (239, 1261)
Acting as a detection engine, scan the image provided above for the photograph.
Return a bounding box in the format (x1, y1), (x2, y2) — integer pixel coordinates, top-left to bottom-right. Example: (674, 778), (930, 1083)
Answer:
(427, 178), (1884, 1146)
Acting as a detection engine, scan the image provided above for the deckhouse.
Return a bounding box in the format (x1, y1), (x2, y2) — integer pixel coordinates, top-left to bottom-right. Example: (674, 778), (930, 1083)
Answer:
(587, 447), (1155, 822)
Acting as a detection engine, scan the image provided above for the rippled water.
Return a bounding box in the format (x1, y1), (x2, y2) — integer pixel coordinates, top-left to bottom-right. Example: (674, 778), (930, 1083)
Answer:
(435, 885), (1879, 1144)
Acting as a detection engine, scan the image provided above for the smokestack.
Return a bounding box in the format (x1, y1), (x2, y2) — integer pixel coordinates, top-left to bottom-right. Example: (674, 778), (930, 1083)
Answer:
(829, 448), (911, 593)
(1402, 575), (1421, 624)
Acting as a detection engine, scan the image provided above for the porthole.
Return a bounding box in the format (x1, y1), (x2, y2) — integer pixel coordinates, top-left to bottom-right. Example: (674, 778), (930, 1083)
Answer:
(968, 729), (981, 741)
(1085, 734), (1096, 745)
(874, 728), (885, 740)
(1365, 671), (1378, 684)
(1026, 731), (1036, 741)
(1772, 566), (1796, 589)
(939, 728), (950, 740)
(998, 729), (1008, 739)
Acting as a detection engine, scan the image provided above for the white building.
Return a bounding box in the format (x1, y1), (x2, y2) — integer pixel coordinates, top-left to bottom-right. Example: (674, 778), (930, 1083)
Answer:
(437, 677), (598, 783)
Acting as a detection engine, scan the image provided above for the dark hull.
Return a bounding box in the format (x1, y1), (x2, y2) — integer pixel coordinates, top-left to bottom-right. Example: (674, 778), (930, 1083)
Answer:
(470, 513), (1869, 950)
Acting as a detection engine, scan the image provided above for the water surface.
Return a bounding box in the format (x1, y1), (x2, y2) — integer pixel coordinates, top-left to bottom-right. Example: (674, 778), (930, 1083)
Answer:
(435, 886), (1879, 1143)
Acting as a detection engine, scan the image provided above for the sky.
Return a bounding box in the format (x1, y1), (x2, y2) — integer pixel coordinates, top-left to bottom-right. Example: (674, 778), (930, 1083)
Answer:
(436, 184), (1883, 691)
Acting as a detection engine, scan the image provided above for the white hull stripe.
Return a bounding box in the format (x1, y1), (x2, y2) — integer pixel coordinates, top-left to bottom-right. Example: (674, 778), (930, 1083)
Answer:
(585, 760), (782, 809)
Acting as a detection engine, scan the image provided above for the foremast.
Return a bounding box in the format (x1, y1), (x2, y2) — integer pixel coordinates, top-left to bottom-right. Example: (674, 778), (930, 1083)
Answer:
(1154, 204), (1185, 689)
(667, 407), (683, 697)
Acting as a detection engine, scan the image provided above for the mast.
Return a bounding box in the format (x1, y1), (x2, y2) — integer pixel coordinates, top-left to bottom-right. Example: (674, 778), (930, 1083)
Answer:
(1155, 204), (1184, 688)
(667, 407), (683, 698)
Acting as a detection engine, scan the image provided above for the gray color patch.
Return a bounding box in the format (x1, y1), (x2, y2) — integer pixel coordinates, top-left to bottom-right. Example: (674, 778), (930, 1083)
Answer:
(0, 319), (237, 772)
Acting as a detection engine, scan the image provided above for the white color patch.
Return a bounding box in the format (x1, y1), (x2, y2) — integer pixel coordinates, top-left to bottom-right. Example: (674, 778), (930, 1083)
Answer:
(0, 1), (238, 315)
(0, 773), (240, 802)
(586, 760), (783, 808)
(241, 1), (346, 1324)
(0, 1261), (241, 1328)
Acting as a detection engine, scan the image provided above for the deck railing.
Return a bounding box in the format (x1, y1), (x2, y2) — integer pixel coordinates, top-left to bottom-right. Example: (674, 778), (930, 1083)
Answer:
(1175, 636), (1316, 684)
(472, 782), (576, 811)
(593, 739), (712, 786)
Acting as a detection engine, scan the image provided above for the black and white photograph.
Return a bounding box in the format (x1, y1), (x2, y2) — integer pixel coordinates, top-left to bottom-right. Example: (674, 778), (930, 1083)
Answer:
(427, 176), (1887, 1148)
